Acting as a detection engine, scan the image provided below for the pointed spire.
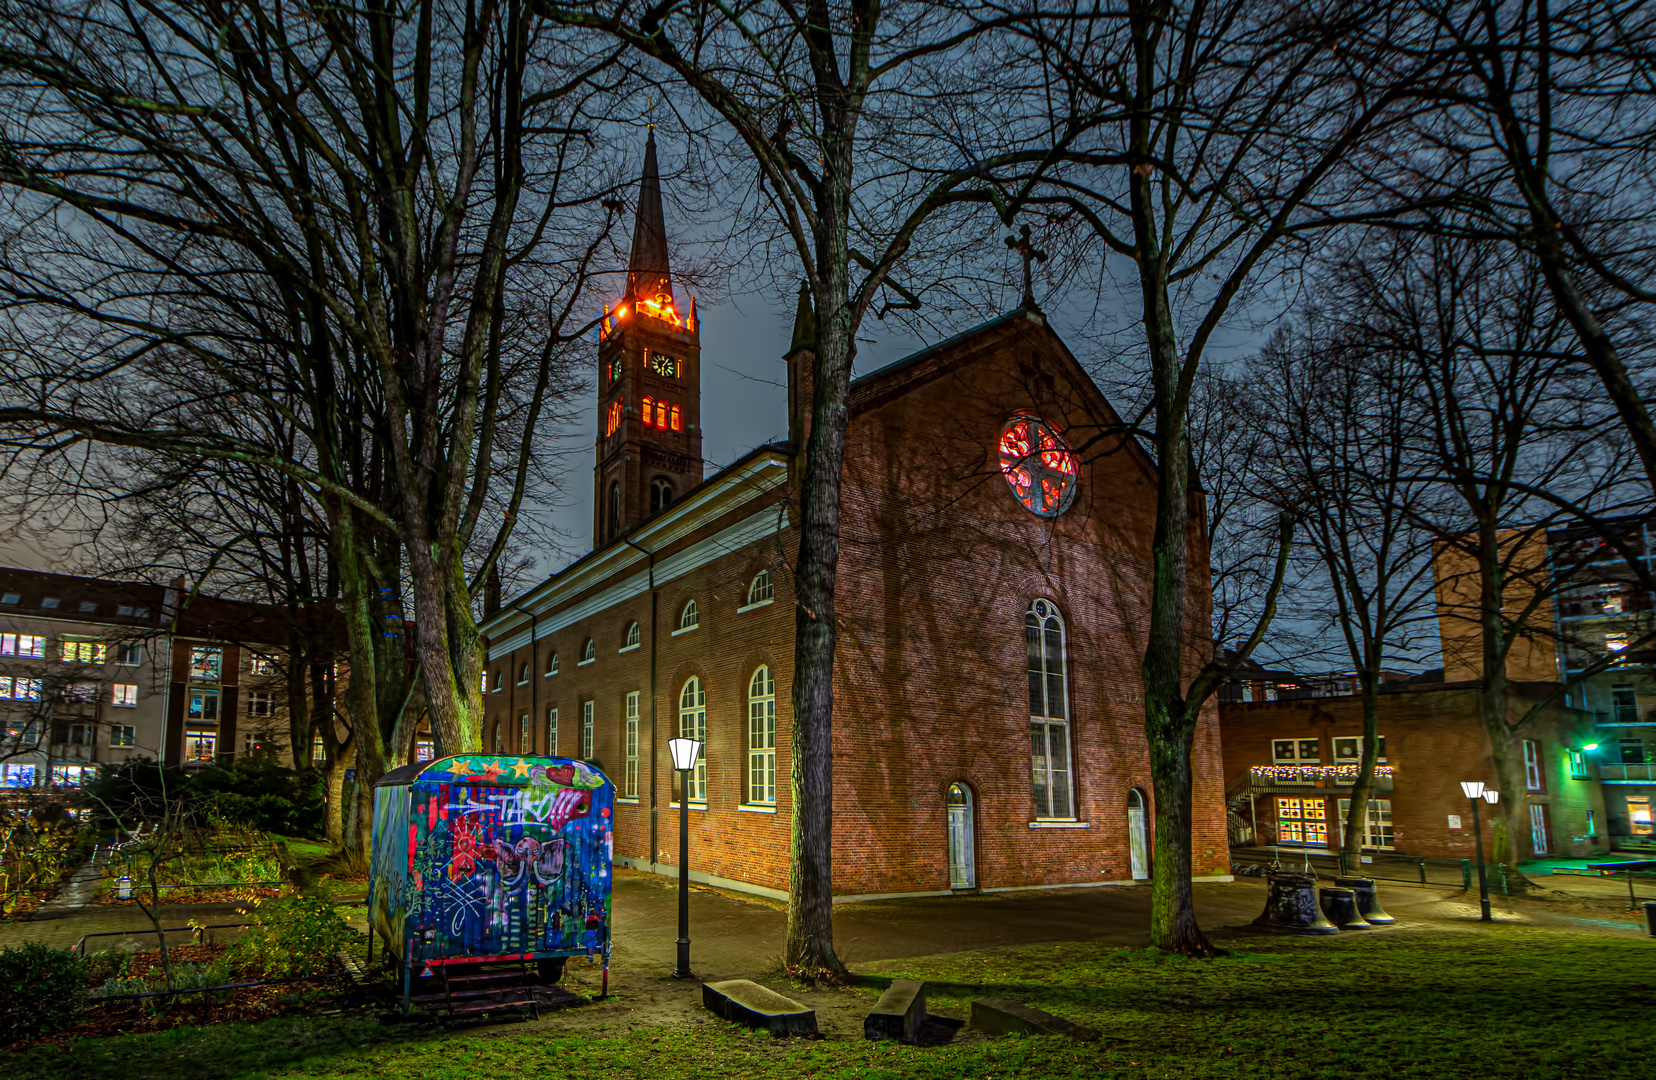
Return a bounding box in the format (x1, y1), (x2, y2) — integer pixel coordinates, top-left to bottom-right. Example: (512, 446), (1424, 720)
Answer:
(626, 131), (672, 303)
(787, 281), (815, 355)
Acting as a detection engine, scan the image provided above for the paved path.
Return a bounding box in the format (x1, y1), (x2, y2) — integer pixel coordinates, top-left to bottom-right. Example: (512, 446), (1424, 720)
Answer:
(5, 864), (1642, 974)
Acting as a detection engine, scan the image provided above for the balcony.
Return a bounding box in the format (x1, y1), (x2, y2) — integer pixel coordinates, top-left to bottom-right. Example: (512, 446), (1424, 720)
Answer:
(1600, 762), (1656, 784)
(1592, 709), (1656, 728)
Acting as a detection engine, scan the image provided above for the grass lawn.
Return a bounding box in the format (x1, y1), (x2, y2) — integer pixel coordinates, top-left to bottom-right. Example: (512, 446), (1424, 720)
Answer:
(7, 922), (1648, 1080)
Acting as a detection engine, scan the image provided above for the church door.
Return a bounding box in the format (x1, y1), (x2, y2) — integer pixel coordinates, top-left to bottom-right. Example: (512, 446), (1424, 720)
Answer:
(947, 783), (976, 890)
(1128, 789), (1149, 881)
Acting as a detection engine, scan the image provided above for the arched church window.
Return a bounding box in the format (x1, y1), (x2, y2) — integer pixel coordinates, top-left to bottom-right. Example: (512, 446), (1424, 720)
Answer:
(746, 570), (774, 607)
(643, 395), (654, 427)
(1026, 598), (1074, 819)
(651, 478), (674, 514)
(607, 481), (621, 538)
(622, 621), (640, 650)
(517, 662), (530, 685)
(545, 651), (559, 676)
(747, 666), (776, 805)
(679, 599), (699, 631)
(670, 404), (682, 431)
(580, 638), (596, 665)
(678, 677), (707, 802)
(998, 413), (1079, 517)
(605, 397), (624, 437)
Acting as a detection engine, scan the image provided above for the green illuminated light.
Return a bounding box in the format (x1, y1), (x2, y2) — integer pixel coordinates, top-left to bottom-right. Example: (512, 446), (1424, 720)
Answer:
(1584, 743), (1600, 751)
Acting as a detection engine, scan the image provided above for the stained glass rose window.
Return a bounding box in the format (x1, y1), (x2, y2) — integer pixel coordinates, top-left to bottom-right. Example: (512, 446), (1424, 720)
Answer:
(998, 413), (1078, 517)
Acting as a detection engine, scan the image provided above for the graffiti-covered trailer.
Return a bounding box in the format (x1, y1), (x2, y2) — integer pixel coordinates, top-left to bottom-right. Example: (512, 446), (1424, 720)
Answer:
(368, 756), (614, 1008)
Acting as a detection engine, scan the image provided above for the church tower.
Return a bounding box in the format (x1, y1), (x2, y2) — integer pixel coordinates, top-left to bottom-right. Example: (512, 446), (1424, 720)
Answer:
(593, 133), (704, 548)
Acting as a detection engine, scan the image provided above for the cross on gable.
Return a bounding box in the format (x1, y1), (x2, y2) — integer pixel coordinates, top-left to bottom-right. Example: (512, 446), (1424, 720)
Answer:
(1005, 224), (1048, 310)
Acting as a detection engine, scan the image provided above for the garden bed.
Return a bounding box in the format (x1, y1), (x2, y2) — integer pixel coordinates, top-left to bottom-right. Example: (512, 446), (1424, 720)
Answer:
(4, 943), (352, 1049)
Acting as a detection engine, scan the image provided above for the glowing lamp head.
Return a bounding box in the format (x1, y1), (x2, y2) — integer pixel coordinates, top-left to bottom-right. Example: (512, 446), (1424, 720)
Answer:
(1459, 780), (1485, 799)
(1584, 742), (1600, 751)
(1482, 789), (1499, 805)
(668, 737), (701, 772)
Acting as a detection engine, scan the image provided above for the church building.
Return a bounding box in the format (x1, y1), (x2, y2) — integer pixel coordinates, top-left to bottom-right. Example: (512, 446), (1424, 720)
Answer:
(478, 136), (1232, 900)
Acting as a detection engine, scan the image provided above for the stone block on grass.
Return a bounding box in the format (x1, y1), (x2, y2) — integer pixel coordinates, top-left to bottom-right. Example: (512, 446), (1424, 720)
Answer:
(702, 979), (817, 1036)
(970, 998), (1098, 1042)
(864, 979), (927, 1041)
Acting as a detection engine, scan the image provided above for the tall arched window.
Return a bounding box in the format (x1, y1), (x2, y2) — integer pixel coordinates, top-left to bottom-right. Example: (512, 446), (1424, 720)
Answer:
(746, 570), (774, 607)
(607, 481), (621, 538)
(679, 599), (699, 631)
(747, 666), (777, 805)
(678, 677), (707, 802)
(581, 638), (596, 665)
(520, 713), (531, 754)
(651, 478), (674, 514)
(517, 662), (530, 685)
(545, 651), (559, 676)
(1026, 599), (1074, 819)
(622, 621), (641, 650)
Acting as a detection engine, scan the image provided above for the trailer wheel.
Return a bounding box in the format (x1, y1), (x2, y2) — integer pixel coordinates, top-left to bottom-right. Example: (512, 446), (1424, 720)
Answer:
(537, 957), (567, 984)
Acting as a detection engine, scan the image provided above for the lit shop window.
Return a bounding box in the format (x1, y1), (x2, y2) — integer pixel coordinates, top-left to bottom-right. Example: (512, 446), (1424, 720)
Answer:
(185, 728), (217, 762)
(1276, 797), (1328, 846)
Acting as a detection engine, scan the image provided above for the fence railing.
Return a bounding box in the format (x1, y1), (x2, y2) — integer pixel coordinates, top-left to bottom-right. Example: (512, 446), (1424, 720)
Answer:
(1600, 762), (1656, 782)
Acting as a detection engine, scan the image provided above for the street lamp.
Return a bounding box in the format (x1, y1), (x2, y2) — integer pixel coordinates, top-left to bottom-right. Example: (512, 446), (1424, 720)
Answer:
(1460, 780), (1500, 922)
(668, 736), (702, 979)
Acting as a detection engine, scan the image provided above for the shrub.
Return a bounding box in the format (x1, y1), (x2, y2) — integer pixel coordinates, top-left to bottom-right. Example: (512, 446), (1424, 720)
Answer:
(148, 961), (234, 1010)
(224, 892), (353, 978)
(83, 949), (132, 984)
(0, 942), (88, 1041)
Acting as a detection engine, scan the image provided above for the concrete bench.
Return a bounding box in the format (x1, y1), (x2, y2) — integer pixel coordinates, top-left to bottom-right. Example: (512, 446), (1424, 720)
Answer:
(971, 997), (1099, 1042)
(702, 979), (818, 1036)
(864, 979), (927, 1041)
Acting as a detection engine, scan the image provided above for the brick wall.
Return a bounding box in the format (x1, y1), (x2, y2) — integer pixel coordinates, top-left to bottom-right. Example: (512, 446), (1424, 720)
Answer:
(1220, 685), (1609, 860)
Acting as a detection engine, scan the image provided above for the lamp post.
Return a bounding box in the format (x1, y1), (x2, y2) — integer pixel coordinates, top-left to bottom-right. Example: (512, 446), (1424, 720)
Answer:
(1461, 780), (1500, 921)
(668, 736), (701, 978)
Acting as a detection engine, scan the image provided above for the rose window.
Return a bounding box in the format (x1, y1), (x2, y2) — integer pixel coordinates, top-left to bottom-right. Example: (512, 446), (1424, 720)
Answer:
(998, 413), (1078, 517)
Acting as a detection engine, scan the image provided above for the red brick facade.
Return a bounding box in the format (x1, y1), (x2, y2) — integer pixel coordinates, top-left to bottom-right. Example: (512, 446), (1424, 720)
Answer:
(480, 307), (1230, 899)
(1219, 684), (1609, 860)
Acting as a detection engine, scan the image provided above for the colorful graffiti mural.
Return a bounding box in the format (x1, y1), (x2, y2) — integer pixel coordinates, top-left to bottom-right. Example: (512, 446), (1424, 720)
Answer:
(368, 756), (614, 974)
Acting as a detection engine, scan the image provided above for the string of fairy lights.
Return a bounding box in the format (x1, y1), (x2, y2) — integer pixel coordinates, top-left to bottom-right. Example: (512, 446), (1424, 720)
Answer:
(1249, 763), (1396, 781)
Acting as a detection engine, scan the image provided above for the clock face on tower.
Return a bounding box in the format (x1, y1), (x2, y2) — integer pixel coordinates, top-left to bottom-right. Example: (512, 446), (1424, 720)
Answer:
(649, 351), (681, 378)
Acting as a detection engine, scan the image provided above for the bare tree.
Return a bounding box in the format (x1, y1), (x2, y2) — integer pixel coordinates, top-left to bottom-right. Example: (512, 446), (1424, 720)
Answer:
(987, 0), (1448, 954)
(0, 0), (613, 844)
(535, 0), (1043, 975)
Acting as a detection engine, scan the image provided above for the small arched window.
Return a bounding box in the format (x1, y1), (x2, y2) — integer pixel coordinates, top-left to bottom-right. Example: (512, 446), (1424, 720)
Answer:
(622, 621), (641, 650)
(581, 638), (596, 665)
(678, 677), (707, 802)
(747, 666), (777, 805)
(517, 662), (530, 685)
(545, 651), (559, 677)
(1026, 598), (1073, 820)
(493, 722), (504, 754)
(670, 404), (682, 431)
(746, 570), (774, 608)
(679, 599), (699, 631)
(607, 481), (621, 539)
(491, 670), (502, 693)
(651, 478), (674, 514)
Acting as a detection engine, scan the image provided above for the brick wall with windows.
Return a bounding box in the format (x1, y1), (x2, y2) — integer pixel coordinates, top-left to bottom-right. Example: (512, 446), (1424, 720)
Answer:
(1220, 684), (1608, 859)
(482, 311), (1229, 898)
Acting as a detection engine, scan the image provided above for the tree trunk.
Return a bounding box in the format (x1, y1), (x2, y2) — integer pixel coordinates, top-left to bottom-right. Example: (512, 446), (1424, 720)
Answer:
(784, 273), (855, 978)
(1340, 676), (1381, 866)
(1474, 525), (1536, 888)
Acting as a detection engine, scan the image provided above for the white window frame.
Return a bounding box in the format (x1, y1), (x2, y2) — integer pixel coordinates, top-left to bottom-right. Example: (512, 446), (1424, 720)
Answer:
(747, 667), (777, 806)
(60, 638), (107, 664)
(247, 690), (273, 717)
(1336, 797), (1395, 850)
(624, 692), (640, 799)
(111, 683), (138, 708)
(189, 646), (223, 681)
(1027, 599), (1075, 820)
(109, 724), (136, 747)
(579, 639), (596, 666)
(581, 700), (594, 758)
(0, 634), (45, 658)
(620, 621), (641, 652)
(115, 642), (142, 666)
(545, 652), (559, 677)
(517, 662), (531, 686)
(675, 599), (699, 635)
(1567, 748), (1588, 780)
(520, 713), (532, 754)
(739, 571), (775, 612)
(1523, 738), (1543, 791)
(547, 707), (559, 756)
(187, 688), (221, 722)
(678, 677), (707, 802)
(185, 727), (217, 762)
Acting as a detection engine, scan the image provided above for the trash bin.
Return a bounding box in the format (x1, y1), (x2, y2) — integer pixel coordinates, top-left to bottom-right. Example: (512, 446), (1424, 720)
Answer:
(1642, 900), (1656, 937)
